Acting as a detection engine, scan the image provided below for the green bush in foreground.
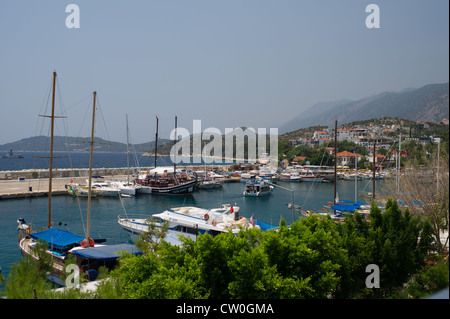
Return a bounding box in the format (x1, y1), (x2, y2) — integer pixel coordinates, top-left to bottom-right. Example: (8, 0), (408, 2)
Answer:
(5, 199), (443, 299)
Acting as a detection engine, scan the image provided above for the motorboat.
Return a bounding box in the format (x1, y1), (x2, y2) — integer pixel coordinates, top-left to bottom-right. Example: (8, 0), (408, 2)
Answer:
(243, 177), (273, 197)
(117, 204), (268, 245)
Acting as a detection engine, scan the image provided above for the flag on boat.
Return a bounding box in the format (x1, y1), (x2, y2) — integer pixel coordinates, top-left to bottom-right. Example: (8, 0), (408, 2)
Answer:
(230, 205), (234, 214)
(250, 214), (255, 227)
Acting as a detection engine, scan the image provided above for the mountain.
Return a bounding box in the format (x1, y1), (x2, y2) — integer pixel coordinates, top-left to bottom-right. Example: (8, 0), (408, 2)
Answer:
(279, 83), (449, 133)
(0, 136), (170, 153)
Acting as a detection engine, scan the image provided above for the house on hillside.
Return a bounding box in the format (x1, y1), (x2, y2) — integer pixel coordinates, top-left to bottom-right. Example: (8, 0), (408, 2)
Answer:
(337, 128), (351, 142)
(368, 153), (387, 168)
(313, 130), (330, 140)
(336, 151), (363, 167)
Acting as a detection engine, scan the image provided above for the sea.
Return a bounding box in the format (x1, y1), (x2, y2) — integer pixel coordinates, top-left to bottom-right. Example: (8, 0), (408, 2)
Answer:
(0, 151), (382, 292)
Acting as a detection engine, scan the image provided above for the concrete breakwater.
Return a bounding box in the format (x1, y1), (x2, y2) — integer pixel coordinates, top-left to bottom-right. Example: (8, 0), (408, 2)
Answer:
(0, 165), (237, 200)
(0, 167), (143, 181)
(0, 164), (238, 181)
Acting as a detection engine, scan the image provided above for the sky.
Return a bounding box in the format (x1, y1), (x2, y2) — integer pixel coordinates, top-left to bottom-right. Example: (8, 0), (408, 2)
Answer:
(0, 0), (448, 145)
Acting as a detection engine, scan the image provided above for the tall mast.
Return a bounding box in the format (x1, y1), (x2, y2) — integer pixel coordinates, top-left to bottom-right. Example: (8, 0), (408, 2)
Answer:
(126, 114), (130, 185)
(174, 115), (177, 179)
(154, 116), (159, 170)
(47, 71), (57, 229)
(86, 91), (96, 242)
(334, 120), (337, 206)
(355, 153), (358, 203)
(373, 139), (376, 199)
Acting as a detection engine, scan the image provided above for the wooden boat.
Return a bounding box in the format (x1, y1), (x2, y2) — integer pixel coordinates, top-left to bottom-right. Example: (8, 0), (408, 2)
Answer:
(17, 75), (140, 285)
(134, 116), (197, 195)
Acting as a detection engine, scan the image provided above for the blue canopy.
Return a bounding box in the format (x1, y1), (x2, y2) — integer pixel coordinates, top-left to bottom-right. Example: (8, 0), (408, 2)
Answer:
(331, 204), (359, 213)
(70, 243), (141, 261)
(256, 220), (278, 230)
(31, 228), (85, 251)
(339, 200), (366, 207)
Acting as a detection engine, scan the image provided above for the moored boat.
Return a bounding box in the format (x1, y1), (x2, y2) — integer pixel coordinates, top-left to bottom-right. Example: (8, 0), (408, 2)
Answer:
(243, 177), (273, 197)
(17, 79), (140, 286)
(118, 204), (276, 245)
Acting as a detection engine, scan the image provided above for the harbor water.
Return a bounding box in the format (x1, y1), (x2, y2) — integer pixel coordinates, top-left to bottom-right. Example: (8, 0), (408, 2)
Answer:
(0, 152), (383, 292)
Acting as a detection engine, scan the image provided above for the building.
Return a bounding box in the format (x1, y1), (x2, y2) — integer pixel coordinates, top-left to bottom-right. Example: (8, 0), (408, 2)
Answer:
(336, 151), (363, 166)
(313, 131), (330, 140)
(337, 128), (351, 142)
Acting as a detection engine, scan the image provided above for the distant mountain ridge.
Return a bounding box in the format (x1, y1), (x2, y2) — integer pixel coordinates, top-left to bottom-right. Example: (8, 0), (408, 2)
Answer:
(0, 136), (170, 153)
(280, 83), (449, 133)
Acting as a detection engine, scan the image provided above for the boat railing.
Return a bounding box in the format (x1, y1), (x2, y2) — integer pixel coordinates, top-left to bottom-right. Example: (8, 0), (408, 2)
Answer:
(18, 229), (30, 246)
(117, 214), (158, 232)
(117, 214), (151, 221)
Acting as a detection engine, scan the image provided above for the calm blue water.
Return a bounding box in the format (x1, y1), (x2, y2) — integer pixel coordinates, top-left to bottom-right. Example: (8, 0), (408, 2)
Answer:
(0, 152), (382, 292)
(0, 151), (173, 171)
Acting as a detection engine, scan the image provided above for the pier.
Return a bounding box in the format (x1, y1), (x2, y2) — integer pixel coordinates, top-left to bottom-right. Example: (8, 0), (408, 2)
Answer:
(0, 167), (142, 199)
(0, 165), (236, 200)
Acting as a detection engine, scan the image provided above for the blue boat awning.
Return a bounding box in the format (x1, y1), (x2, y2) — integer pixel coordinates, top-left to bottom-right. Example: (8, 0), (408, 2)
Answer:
(256, 220), (278, 230)
(339, 200), (366, 207)
(331, 204), (359, 213)
(31, 228), (85, 250)
(70, 243), (141, 261)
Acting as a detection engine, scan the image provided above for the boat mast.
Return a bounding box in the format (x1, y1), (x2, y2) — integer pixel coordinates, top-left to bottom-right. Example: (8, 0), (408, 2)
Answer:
(372, 139), (376, 199)
(355, 153), (358, 203)
(154, 116), (159, 182)
(126, 114), (130, 185)
(42, 71), (57, 229)
(174, 115), (177, 181)
(46, 72), (57, 228)
(86, 91), (96, 242)
(334, 120), (337, 207)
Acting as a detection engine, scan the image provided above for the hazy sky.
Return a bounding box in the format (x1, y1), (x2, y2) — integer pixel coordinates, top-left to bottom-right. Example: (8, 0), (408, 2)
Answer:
(0, 0), (448, 145)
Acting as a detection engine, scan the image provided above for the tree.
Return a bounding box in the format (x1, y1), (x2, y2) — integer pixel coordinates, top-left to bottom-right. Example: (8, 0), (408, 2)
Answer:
(5, 240), (53, 299)
(382, 147), (449, 257)
(367, 200), (434, 296)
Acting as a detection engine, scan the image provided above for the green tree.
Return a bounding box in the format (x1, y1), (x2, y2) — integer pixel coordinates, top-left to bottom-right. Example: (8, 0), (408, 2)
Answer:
(5, 240), (53, 299)
(367, 199), (434, 296)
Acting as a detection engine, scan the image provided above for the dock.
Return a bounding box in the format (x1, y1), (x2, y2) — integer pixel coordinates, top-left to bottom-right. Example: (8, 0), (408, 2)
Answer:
(0, 176), (88, 200)
(0, 164), (237, 200)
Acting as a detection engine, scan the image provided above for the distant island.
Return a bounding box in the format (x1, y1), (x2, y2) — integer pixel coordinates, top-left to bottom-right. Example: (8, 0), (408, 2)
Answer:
(0, 136), (170, 153)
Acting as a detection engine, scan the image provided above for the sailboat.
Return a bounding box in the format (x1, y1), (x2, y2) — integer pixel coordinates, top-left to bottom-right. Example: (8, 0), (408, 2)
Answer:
(320, 120), (375, 220)
(135, 115), (198, 195)
(17, 75), (140, 286)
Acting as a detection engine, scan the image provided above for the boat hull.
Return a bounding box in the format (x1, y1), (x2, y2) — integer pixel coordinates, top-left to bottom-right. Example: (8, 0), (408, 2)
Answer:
(148, 180), (197, 195)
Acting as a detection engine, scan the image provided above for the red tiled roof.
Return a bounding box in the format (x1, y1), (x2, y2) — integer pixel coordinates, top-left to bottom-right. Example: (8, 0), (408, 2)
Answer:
(337, 151), (363, 157)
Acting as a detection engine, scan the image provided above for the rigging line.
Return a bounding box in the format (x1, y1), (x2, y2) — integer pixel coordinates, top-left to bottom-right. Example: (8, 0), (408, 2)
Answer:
(64, 93), (92, 113)
(76, 99), (92, 138)
(302, 148), (327, 208)
(56, 79), (88, 237)
(94, 94), (112, 144)
(25, 76), (54, 225)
